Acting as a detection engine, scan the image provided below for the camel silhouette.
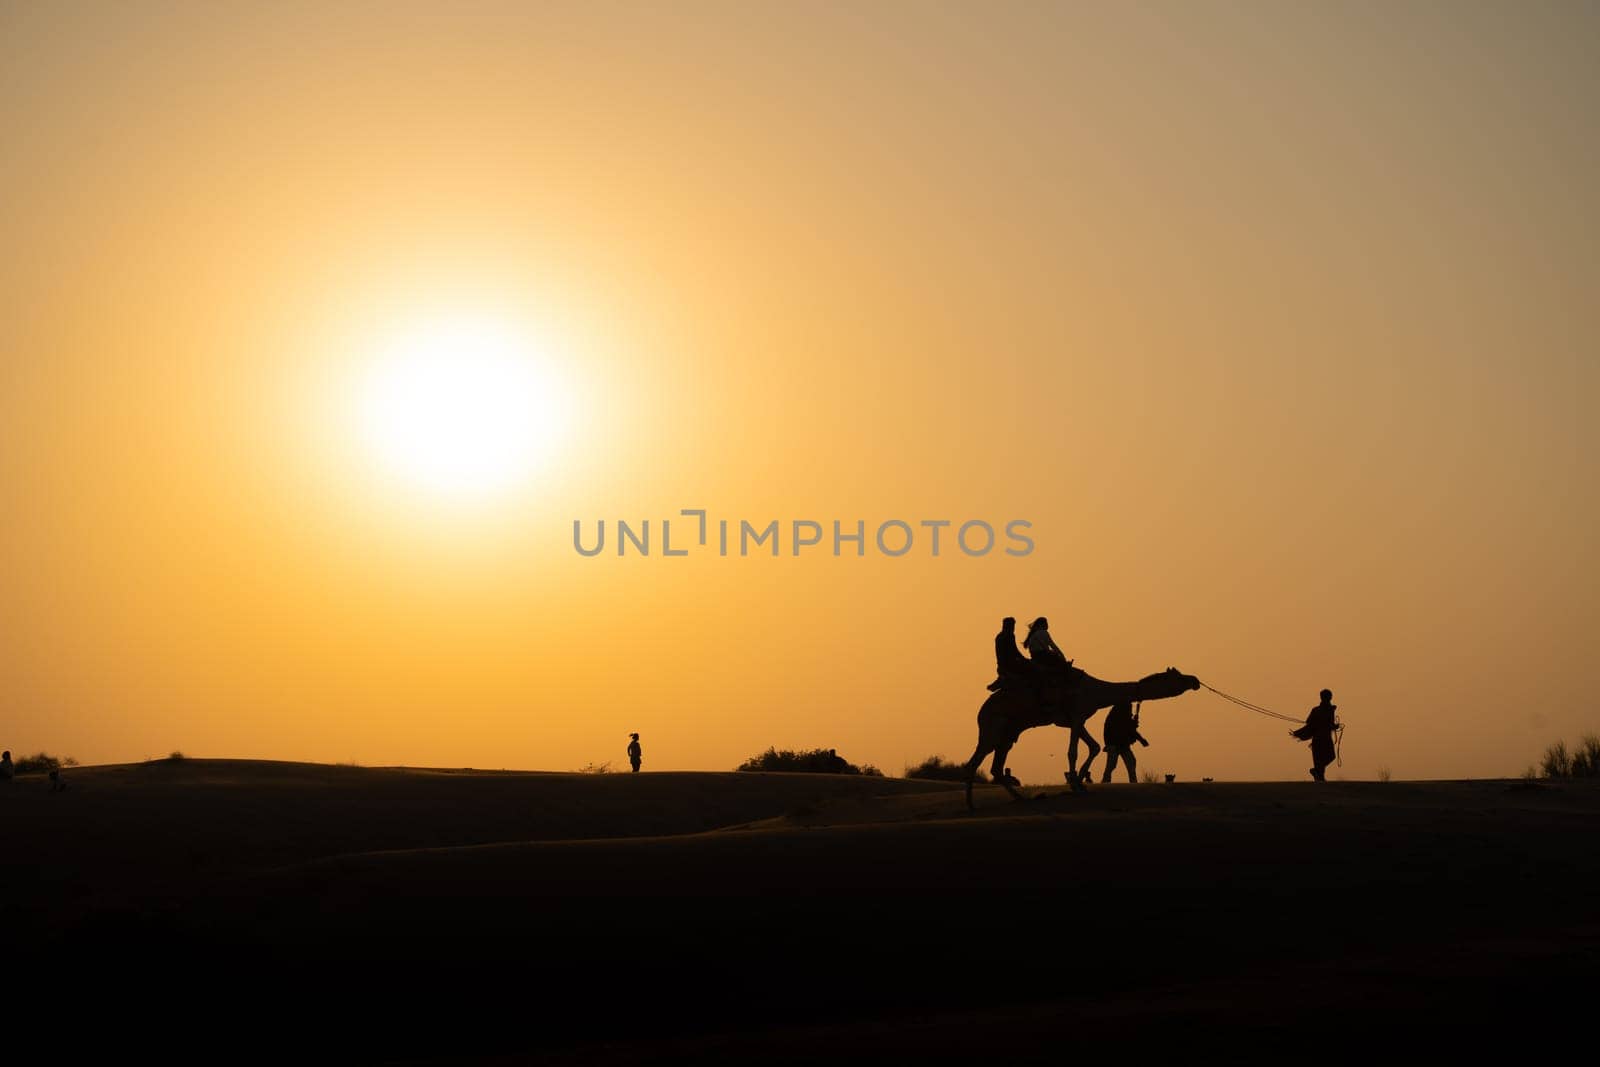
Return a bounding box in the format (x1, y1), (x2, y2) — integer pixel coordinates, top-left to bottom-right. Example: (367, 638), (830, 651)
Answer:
(962, 666), (1200, 807)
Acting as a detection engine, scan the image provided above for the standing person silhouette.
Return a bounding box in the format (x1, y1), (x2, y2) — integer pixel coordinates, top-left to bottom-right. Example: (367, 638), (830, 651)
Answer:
(626, 733), (642, 773)
(1, 750), (12, 782)
(1291, 689), (1340, 781)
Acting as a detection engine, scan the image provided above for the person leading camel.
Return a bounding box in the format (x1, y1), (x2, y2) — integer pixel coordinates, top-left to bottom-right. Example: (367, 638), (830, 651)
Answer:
(1291, 689), (1340, 781)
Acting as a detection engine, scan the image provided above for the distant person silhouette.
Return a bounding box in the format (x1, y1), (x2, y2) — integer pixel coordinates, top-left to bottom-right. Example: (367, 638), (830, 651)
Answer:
(1291, 689), (1340, 781)
(1, 750), (12, 782)
(48, 768), (67, 792)
(1100, 702), (1149, 783)
(987, 616), (1029, 691)
(627, 733), (642, 773)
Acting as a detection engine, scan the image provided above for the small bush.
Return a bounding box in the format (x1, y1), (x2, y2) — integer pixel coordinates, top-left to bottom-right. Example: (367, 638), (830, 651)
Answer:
(168, 751), (185, 762)
(1377, 766), (1392, 783)
(736, 747), (874, 775)
(1571, 734), (1600, 778)
(1541, 740), (1571, 778)
(574, 761), (612, 774)
(1536, 735), (1600, 779)
(1139, 771), (1157, 784)
(904, 755), (971, 782)
(14, 753), (72, 775)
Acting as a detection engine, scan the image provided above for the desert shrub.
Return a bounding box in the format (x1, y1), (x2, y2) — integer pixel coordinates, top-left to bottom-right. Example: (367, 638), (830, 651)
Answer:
(14, 753), (73, 774)
(1139, 771), (1157, 784)
(1377, 766), (1392, 783)
(1571, 735), (1600, 778)
(1536, 736), (1600, 779)
(574, 761), (612, 774)
(736, 747), (874, 775)
(168, 751), (185, 762)
(904, 755), (970, 781)
(1541, 740), (1572, 778)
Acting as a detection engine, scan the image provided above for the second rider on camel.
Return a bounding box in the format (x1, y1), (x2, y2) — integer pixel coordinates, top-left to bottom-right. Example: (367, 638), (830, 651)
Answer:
(1023, 616), (1069, 671)
(1024, 616), (1080, 712)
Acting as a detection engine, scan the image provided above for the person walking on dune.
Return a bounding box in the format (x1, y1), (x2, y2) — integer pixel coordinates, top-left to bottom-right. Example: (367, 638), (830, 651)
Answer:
(627, 733), (642, 773)
(1100, 702), (1149, 784)
(1291, 689), (1341, 781)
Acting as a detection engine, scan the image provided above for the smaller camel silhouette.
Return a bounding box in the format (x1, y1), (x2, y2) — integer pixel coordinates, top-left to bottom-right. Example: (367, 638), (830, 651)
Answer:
(962, 666), (1200, 808)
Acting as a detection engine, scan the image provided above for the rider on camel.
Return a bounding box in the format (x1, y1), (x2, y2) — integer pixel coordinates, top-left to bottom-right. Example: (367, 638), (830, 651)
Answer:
(1024, 616), (1070, 671)
(1024, 616), (1078, 709)
(987, 616), (1030, 691)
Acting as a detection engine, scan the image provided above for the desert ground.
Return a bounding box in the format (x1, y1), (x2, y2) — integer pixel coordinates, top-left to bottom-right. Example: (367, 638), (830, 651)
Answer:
(6, 760), (1596, 1061)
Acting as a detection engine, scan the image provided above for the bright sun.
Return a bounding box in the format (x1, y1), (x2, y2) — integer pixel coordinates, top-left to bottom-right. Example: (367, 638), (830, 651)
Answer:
(356, 312), (570, 501)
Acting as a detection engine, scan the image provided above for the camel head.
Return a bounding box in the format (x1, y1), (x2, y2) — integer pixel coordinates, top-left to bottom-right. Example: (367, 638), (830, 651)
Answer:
(1137, 667), (1201, 701)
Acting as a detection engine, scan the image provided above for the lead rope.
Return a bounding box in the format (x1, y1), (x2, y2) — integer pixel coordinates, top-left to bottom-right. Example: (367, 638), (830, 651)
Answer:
(1199, 682), (1303, 723)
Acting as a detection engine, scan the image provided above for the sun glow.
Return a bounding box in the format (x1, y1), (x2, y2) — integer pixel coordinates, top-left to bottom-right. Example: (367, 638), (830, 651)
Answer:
(355, 312), (571, 502)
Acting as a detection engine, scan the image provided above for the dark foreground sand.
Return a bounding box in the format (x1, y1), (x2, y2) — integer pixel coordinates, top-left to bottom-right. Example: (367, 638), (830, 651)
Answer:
(6, 761), (1596, 1061)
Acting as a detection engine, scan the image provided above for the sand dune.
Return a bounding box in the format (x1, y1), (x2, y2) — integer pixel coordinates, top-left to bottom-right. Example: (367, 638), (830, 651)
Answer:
(4, 759), (952, 921)
(7, 761), (1596, 1060)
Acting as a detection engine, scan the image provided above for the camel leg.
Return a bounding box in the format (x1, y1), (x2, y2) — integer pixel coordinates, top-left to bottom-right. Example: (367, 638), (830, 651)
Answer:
(1066, 718), (1101, 792)
(1075, 722), (1101, 783)
(989, 741), (1025, 802)
(962, 739), (993, 810)
(988, 741), (1010, 782)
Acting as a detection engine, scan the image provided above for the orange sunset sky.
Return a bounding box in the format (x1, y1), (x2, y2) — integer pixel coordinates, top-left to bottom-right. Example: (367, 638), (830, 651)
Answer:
(3, 2), (1595, 783)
